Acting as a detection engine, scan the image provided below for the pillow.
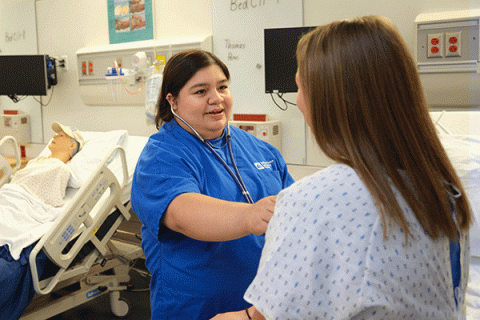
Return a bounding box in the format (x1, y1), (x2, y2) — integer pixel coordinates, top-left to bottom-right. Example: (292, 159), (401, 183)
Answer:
(37, 130), (129, 188)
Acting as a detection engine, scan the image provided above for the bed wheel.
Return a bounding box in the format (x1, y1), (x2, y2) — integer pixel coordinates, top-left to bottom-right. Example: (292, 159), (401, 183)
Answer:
(114, 297), (131, 318)
(111, 298), (131, 319)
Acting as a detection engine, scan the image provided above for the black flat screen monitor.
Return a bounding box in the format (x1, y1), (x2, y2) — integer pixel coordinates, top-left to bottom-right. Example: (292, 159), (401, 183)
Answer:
(0, 55), (48, 96)
(264, 26), (317, 94)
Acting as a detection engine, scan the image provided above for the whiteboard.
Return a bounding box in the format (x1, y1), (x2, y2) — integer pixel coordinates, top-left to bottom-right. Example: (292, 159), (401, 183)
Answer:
(0, 0), (43, 144)
(212, 0), (305, 165)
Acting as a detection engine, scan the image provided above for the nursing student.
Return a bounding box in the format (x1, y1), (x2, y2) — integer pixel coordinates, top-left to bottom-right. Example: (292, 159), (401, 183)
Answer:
(130, 50), (294, 319)
(213, 16), (472, 320)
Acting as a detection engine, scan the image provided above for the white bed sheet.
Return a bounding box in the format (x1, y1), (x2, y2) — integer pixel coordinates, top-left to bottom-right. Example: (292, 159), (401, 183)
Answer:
(1, 135), (148, 261)
(0, 184), (63, 260)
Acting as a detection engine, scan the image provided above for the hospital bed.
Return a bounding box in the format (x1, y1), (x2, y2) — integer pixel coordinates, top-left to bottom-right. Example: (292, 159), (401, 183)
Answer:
(0, 131), (148, 319)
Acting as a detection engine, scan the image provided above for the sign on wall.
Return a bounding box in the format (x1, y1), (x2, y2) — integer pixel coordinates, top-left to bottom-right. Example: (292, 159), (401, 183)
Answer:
(107, 0), (154, 44)
(0, 0), (38, 55)
(0, 0), (43, 144)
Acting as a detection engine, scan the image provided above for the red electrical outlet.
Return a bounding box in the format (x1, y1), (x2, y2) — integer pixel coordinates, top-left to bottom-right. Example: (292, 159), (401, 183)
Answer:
(427, 33), (443, 58)
(88, 61), (94, 75)
(82, 61), (87, 75)
(445, 31), (461, 57)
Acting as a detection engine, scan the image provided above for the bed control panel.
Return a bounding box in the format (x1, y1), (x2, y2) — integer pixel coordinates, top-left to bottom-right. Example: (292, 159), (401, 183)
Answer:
(49, 169), (118, 256)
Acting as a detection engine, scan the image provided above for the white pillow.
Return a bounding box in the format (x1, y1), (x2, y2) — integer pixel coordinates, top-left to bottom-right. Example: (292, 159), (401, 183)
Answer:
(37, 130), (129, 188)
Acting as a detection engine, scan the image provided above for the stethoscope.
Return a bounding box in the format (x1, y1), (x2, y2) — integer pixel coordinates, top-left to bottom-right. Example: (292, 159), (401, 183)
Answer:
(171, 106), (254, 204)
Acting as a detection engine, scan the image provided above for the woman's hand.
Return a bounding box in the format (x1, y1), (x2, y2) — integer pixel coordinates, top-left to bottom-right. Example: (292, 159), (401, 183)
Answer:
(209, 310), (248, 320)
(210, 306), (266, 320)
(245, 195), (277, 235)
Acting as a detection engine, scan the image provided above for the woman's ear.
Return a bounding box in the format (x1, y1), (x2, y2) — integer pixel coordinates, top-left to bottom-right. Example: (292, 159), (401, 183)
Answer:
(166, 93), (176, 110)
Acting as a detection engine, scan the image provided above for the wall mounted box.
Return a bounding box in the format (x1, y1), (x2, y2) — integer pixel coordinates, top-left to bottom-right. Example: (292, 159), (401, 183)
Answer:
(0, 113), (30, 144)
(76, 36), (212, 106)
(415, 10), (480, 108)
(229, 120), (281, 152)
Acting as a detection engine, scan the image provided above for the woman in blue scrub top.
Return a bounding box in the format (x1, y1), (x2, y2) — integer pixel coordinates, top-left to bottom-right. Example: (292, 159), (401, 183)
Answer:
(131, 49), (294, 320)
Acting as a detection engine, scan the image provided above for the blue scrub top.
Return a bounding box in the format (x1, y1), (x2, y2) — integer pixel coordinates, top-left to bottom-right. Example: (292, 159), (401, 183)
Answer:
(131, 120), (294, 319)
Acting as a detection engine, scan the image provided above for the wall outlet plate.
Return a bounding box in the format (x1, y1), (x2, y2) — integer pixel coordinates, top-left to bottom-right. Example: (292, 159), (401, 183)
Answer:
(427, 33), (444, 58)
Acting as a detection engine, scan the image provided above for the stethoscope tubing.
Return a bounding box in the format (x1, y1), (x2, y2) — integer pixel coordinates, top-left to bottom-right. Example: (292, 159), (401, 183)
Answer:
(204, 138), (254, 204)
(171, 107), (254, 204)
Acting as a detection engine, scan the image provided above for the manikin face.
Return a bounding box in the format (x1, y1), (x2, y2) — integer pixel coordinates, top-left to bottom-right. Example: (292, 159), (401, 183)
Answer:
(48, 131), (75, 155)
(296, 71), (310, 127)
(167, 65), (233, 140)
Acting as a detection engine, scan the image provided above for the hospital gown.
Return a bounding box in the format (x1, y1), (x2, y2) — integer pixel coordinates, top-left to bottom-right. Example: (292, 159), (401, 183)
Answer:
(10, 157), (70, 207)
(245, 164), (469, 320)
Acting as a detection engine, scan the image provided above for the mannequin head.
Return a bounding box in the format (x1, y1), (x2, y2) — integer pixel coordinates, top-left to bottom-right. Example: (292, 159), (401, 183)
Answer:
(48, 131), (79, 163)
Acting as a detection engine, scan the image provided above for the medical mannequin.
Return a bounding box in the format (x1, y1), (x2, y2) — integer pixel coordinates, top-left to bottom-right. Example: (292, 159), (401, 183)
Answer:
(10, 123), (83, 208)
(131, 50), (294, 319)
(215, 16), (472, 320)
(1, 122), (84, 320)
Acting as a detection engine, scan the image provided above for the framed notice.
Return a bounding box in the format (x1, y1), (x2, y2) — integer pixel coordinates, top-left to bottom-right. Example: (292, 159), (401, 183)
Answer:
(108, 0), (154, 44)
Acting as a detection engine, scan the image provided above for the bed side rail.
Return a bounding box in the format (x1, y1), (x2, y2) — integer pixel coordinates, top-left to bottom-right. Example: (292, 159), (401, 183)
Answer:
(29, 146), (130, 295)
(0, 136), (21, 187)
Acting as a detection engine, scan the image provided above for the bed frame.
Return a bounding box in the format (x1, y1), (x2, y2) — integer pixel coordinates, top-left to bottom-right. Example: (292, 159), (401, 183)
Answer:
(15, 145), (144, 319)
(0, 136), (21, 187)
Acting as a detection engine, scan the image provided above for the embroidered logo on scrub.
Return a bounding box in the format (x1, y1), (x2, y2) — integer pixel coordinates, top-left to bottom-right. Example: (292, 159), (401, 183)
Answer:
(254, 160), (274, 170)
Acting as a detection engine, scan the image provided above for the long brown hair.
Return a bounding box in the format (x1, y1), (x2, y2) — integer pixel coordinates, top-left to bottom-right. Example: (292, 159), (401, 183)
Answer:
(296, 16), (471, 240)
(155, 50), (230, 129)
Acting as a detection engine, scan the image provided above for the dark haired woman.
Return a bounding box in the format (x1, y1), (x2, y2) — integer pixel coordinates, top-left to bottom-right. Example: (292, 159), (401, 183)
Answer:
(131, 49), (294, 319)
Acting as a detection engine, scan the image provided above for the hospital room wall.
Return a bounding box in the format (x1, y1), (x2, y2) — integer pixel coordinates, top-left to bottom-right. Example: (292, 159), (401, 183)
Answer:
(26, 0), (480, 179)
(31, 0), (213, 153)
(291, 0), (480, 179)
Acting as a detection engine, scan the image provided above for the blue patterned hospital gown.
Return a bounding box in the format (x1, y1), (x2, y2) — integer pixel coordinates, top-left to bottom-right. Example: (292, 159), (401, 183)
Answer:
(244, 164), (469, 320)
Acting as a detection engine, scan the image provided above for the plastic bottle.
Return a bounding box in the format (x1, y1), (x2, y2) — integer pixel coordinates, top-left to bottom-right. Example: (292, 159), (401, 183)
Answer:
(145, 65), (163, 125)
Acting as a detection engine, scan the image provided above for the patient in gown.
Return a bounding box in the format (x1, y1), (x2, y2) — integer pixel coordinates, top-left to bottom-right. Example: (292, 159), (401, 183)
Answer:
(0, 122), (84, 320)
(9, 122), (84, 207)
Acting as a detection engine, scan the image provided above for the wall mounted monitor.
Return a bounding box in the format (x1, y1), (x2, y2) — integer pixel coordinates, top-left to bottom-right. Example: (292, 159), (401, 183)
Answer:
(0, 55), (48, 96)
(264, 26), (317, 94)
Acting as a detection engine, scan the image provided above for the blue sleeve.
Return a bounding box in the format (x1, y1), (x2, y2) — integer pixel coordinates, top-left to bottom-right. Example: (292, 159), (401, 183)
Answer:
(131, 139), (202, 240)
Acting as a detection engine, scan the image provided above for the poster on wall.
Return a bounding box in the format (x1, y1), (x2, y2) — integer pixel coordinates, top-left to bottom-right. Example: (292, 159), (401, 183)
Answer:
(107, 0), (154, 44)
